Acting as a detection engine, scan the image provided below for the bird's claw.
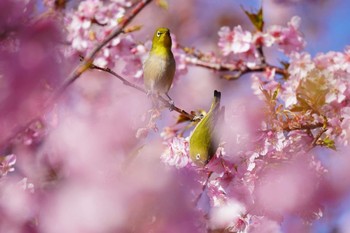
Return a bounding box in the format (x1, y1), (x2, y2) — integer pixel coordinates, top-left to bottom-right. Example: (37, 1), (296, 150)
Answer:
(168, 101), (175, 111)
(192, 114), (204, 122)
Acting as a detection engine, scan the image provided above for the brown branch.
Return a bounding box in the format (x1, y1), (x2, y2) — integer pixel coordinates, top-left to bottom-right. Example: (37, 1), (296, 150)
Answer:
(257, 121), (327, 152)
(184, 56), (287, 79)
(92, 65), (146, 93)
(49, 0), (154, 104)
(281, 121), (327, 151)
(257, 45), (266, 65)
(90, 64), (196, 121)
(194, 171), (213, 206)
(307, 127), (328, 152)
(283, 122), (324, 132)
(181, 44), (287, 80)
(185, 57), (237, 72)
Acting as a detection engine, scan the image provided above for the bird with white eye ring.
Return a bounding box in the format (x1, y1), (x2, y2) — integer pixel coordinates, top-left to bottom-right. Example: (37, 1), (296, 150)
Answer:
(189, 90), (224, 167)
(143, 27), (176, 106)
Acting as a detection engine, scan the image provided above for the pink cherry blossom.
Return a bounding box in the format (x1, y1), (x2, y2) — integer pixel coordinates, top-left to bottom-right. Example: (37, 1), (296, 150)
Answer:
(65, 0), (130, 68)
(0, 154), (16, 177)
(160, 126), (177, 141)
(288, 52), (315, 78)
(339, 107), (350, 145)
(218, 26), (253, 55)
(161, 136), (190, 168)
(280, 52), (314, 107)
(253, 31), (274, 48)
(77, 0), (102, 19)
(325, 80), (347, 104)
(251, 69), (279, 100)
(268, 16), (306, 55)
(209, 199), (246, 230)
(314, 51), (344, 72)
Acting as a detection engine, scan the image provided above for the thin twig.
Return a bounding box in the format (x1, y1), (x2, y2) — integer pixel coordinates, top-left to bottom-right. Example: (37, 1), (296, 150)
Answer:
(92, 65), (146, 93)
(185, 57), (237, 71)
(283, 122), (324, 132)
(194, 171), (213, 206)
(90, 64), (196, 121)
(257, 45), (266, 65)
(184, 56), (287, 78)
(181, 44), (287, 79)
(307, 127), (328, 152)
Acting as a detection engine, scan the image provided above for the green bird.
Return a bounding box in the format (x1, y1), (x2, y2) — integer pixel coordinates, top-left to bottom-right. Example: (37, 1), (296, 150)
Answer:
(143, 27), (176, 103)
(189, 90), (223, 166)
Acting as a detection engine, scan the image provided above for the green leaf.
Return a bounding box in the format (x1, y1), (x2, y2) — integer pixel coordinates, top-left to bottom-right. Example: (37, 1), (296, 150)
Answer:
(280, 61), (290, 70)
(322, 137), (336, 150)
(241, 6), (264, 31)
(295, 69), (328, 112)
(272, 88), (279, 101)
(155, 0), (169, 10)
(280, 61), (290, 80)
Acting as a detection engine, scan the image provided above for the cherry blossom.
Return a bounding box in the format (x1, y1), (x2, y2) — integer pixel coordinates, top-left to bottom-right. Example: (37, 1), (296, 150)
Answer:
(0, 154), (16, 177)
(268, 16), (306, 55)
(209, 199), (246, 230)
(218, 26), (254, 55)
(65, 0), (132, 68)
(161, 136), (190, 168)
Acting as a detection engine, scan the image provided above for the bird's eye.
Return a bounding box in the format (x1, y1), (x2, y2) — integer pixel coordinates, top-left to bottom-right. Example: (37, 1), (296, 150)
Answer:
(196, 154), (201, 160)
(157, 31), (162, 37)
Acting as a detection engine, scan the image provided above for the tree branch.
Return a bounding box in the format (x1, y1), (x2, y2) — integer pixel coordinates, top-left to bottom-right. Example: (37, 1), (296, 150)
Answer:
(307, 127), (328, 152)
(185, 56), (287, 79)
(283, 122), (324, 132)
(194, 171), (213, 206)
(181, 45), (287, 79)
(90, 64), (196, 121)
(256, 45), (266, 65)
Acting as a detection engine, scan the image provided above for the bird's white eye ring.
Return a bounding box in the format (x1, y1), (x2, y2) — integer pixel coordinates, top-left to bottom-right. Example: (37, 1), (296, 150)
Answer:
(157, 31), (161, 37)
(196, 154), (201, 160)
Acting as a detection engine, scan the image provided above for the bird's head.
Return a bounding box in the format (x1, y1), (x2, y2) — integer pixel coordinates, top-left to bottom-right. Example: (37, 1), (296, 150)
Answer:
(152, 27), (172, 49)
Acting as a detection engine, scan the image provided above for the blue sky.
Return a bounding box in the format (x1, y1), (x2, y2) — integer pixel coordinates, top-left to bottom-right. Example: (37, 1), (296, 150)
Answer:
(306, 0), (350, 55)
